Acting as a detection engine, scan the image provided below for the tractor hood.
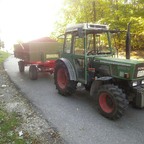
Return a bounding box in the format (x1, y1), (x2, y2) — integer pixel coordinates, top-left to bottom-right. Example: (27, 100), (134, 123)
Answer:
(93, 57), (144, 80)
(96, 57), (144, 66)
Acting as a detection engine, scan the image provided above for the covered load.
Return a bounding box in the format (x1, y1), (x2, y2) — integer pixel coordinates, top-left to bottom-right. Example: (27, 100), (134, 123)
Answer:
(14, 37), (62, 62)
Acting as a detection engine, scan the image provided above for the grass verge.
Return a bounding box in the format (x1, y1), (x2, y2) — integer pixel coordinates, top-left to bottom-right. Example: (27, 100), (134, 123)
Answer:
(0, 50), (39, 143)
(0, 50), (10, 63)
(0, 109), (36, 144)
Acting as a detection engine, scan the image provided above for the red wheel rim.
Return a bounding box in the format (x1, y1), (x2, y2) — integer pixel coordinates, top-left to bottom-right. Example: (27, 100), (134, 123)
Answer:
(57, 68), (67, 89)
(99, 92), (115, 113)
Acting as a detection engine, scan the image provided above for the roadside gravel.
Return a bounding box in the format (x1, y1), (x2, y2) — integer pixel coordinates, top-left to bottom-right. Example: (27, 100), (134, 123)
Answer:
(0, 63), (65, 144)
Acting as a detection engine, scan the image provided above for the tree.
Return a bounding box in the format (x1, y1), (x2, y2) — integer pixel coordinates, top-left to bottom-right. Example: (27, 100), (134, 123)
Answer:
(52, 0), (144, 49)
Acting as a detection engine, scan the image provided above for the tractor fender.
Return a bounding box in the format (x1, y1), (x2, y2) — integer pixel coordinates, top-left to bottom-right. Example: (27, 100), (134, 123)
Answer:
(90, 76), (112, 97)
(56, 58), (77, 81)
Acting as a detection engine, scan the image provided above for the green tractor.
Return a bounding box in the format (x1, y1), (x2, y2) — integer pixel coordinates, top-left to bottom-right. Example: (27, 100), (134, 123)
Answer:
(54, 23), (144, 120)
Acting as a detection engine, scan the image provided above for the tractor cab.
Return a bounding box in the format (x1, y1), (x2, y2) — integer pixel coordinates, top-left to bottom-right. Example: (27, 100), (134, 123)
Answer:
(61, 23), (114, 84)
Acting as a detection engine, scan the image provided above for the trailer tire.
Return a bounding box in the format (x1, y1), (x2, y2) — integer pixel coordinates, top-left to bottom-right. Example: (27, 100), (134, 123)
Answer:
(54, 61), (77, 96)
(29, 65), (38, 80)
(96, 84), (128, 120)
(18, 61), (25, 72)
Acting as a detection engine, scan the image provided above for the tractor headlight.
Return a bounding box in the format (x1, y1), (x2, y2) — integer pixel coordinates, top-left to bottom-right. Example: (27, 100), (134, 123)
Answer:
(141, 80), (144, 85)
(132, 81), (138, 87)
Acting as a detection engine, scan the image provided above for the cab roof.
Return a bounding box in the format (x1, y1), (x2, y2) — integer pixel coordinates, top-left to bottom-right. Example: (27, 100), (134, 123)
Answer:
(66, 23), (108, 33)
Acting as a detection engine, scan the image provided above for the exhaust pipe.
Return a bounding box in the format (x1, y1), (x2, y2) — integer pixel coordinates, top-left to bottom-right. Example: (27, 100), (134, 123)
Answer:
(126, 22), (131, 59)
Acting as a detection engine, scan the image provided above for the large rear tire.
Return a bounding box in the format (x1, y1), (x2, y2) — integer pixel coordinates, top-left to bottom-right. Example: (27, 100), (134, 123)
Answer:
(29, 65), (38, 80)
(96, 84), (128, 120)
(54, 61), (77, 96)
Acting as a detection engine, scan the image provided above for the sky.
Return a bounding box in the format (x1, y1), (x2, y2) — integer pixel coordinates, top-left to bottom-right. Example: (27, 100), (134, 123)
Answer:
(0, 0), (64, 49)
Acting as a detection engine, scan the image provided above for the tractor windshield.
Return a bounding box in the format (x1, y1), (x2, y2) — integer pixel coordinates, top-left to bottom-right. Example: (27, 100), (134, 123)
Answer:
(86, 32), (111, 55)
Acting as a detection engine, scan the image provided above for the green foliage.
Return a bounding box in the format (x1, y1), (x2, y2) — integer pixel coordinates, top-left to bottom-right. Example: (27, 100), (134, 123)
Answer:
(52, 0), (144, 50)
(0, 109), (36, 144)
(0, 50), (10, 63)
(0, 40), (4, 48)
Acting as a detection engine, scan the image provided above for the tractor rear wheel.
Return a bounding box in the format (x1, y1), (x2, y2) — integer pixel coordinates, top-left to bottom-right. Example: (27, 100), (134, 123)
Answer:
(54, 61), (77, 96)
(96, 84), (128, 120)
(18, 61), (25, 72)
(29, 65), (38, 80)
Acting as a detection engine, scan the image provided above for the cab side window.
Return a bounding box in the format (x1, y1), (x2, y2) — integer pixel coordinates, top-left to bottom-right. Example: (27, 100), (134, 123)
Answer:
(74, 35), (84, 55)
(64, 33), (72, 53)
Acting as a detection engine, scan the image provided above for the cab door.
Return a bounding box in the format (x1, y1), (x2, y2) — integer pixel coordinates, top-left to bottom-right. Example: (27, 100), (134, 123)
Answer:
(72, 34), (86, 83)
(61, 32), (86, 83)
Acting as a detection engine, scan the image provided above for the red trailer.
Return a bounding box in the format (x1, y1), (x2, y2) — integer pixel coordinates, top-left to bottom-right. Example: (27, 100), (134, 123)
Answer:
(14, 37), (62, 80)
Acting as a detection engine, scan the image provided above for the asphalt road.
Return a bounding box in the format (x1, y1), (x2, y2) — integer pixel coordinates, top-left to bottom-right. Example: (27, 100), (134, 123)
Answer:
(4, 55), (144, 144)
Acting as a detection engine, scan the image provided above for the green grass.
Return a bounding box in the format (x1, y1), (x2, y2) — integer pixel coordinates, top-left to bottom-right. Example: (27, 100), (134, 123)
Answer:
(0, 109), (37, 144)
(0, 50), (10, 64)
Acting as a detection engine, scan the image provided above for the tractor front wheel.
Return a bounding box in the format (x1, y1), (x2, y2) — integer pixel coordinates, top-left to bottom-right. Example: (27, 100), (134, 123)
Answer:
(29, 65), (38, 80)
(54, 61), (77, 96)
(96, 84), (128, 120)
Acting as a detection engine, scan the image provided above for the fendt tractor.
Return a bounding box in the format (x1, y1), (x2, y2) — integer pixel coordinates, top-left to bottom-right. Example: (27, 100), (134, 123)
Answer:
(54, 23), (144, 120)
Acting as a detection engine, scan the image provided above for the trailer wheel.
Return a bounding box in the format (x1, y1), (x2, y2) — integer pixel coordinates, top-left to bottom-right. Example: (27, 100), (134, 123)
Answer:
(18, 61), (25, 72)
(96, 84), (128, 120)
(54, 61), (77, 96)
(29, 65), (38, 80)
